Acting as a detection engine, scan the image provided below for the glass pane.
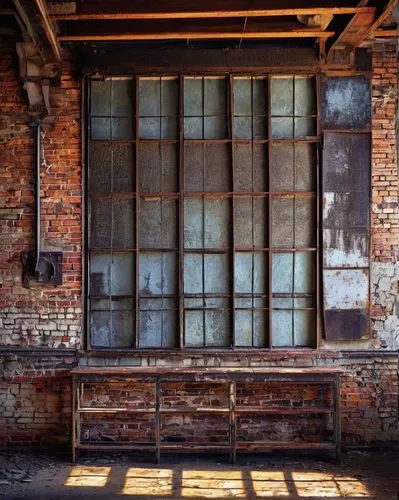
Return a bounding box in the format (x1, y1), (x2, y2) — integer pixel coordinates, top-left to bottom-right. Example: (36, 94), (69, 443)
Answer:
(295, 198), (315, 248)
(90, 310), (111, 347)
(205, 144), (231, 192)
(139, 117), (160, 139)
(235, 310), (252, 346)
(294, 310), (315, 347)
(253, 78), (267, 115)
(90, 254), (111, 296)
(139, 307), (178, 348)
(184, 78), (203, 116)
(184, 254), (203, 294)
(234, 116), (252, 140)
(111, 254), (134, 296)
(140, 200), (177, 249)
(140, 144), (178, 193)
(234, 144), (267, 192)
(272, 253), (293, 294)
(184, 143), (204, 191)
(253, 116), (267, 139)
(235, 310), (267, 347)
(234, 78), (251, 116)
(112, 144), (134, 193)
(112, 310), (134, 347)
(139, 78), (160, 116)
(271, 77), (293, 116)
(90, 253), (134, 296)
(111, 117), (133, 140)
(295, 143), (316, 192)
(91, 117), (110, 140)
(184, 117), (203, 139)
(272, 198), (294, 248)
(90, 199), (111, 248)
(204, 198), (230, 248)
(234, 198), (267, 248)
(294, 117), (316, 138)
(204, 116), (227, 140)
(111, 79), (133, 117)
(161, 117), (178, 140)
(271, 117), (294, 139)
(294, 77), (316, 116)
(205, 310), (230, 347)
(91, 80), (110, 116)
(204, 78), (227, 116)
(184, 198), (203, 249)
(235, 253), (267, 294)
(294, 252), (315, 294)
(161, 78), (178, 116)
(271, 144), (294, 192)
(204, 254), (230, 294)
(272, 310), (293, 347)
(139, 253), (177, 295)
(185, 310), (204, 347)
(112, 198), (135, 249)
(89, 143), (111, 193)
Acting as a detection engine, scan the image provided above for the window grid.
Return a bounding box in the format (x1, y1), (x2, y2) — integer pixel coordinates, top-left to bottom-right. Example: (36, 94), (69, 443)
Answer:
(87, 74), (320, 350)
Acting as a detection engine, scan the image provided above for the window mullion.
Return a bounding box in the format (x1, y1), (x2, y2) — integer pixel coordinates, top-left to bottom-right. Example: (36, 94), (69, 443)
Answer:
(179, 75), (184, 349)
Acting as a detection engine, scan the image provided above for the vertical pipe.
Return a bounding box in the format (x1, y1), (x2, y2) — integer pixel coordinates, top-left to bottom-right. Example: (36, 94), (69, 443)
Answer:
(31, 120), (41, 273)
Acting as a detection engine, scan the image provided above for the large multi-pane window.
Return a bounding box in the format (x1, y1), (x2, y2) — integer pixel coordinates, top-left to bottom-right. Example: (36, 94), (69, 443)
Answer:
(87, 74), (318, 349)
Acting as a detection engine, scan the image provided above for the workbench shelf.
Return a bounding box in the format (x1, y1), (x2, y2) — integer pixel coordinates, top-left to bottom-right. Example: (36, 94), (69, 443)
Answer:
(72, 367), (341, 464)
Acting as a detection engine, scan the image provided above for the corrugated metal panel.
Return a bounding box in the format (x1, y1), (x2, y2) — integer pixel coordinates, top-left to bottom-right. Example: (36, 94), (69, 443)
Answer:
(322, 132), (370, 340)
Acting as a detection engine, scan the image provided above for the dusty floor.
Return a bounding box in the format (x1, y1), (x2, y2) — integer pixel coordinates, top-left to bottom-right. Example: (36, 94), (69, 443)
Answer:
(0, 450), (397, 499)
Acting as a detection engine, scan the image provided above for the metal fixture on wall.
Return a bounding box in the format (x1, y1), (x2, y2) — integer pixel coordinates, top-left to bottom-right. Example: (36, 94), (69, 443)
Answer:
(21, 119), (62, 287)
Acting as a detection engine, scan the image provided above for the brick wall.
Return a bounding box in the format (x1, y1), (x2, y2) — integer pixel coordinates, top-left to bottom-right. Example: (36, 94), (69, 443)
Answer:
(0, 42), (398, 449)
(370, 42), (399, 350)
(0, 45), (82, 349)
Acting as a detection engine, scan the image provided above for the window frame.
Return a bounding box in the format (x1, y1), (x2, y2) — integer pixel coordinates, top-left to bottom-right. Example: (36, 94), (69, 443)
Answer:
(84, 71), (322, 352)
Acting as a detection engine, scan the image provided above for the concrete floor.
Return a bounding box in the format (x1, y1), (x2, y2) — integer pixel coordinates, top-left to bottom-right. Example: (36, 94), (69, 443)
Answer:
(0, 451), (398, 499)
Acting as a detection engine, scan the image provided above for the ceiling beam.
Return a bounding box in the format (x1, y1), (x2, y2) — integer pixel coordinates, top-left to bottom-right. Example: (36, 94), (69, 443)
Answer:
(328, 9), (376, 52)
(12, 0), (61, 65)
(58, 30), (334, 42)
(365, 0), (398, 40)
(51, 6), (375, 21)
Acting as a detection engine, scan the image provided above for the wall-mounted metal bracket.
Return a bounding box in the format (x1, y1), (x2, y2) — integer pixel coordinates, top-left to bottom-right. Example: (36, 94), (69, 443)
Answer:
(22, 251), (63, 287)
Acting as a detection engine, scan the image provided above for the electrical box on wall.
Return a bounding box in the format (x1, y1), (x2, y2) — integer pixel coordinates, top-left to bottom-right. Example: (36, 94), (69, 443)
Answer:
(21, 251), (63, 287)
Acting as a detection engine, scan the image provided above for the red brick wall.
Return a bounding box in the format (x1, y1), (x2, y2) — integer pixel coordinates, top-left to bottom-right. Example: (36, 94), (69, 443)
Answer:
(0, 45), (82, 349)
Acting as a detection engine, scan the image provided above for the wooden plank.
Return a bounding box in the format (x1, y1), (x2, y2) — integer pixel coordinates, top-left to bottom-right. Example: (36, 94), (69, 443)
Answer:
(365, 0), (398, 40)
(236, 441), (335, 450)
(13, 0), (61, 64)
(71, 366), (343, 375)
(328, 10), (376, 53)
(235, 407), (333, 415)
(59, 30), (334, 42)
(51, 7), (376, 21)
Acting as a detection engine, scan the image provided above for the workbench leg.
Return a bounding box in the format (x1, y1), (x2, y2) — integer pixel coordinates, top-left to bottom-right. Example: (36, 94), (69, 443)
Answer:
(229, 381), (236, 464)
(155, 379), (161, 465)
(333, 375), (342, 465)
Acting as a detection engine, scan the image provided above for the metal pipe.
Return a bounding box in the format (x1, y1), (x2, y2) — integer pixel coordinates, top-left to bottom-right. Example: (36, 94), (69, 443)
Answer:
(30, 119), (41, 273)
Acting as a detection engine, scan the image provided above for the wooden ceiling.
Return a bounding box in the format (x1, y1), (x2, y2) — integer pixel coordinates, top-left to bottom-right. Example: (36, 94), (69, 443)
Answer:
(0, 0), (397, 74)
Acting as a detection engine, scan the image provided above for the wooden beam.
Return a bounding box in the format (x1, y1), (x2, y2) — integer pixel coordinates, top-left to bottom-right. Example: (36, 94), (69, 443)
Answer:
(51, 6), (376, 21)
(366, 0), (398, 40)
(59, 30), (334, 42)
(12, 0), (61, 65)
(328, 10), (376, 51)
(373, 29), (398, 37)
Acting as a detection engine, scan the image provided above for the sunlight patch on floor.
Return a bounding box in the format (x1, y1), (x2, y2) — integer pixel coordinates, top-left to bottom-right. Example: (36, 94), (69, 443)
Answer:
(181, 470), (246, 497)
(121, 467), (173, 496)
(250, 471), (290, 497)
(64, 466), (111, 487)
